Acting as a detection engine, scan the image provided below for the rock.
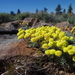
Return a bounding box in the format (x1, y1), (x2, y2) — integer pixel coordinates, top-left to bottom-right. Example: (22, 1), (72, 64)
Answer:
(5, 22), (15, 30)
(41, 22), (52, 26)
(23, 17), (34, 23)
(32, 18), (39, 27)
(55, 21), (72, 29)
(0, 20), (23, 34)
(23, 17), (39, 27)
(4, 20), (23, 30)
(15, 66), (24, 70)
(59, 71), (65, 75)
(23, 17), (52, 28)
(11, 20), (23, 28)
(0, 34), (17, 43)
(1, 71), (9, 75)
(0, 38), (19, 44)
(33, 20), (52, 28)
(0, 40), (37, 59)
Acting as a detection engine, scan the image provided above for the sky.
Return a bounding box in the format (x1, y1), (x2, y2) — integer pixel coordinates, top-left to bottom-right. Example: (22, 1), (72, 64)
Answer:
(0, 0), (75, 13)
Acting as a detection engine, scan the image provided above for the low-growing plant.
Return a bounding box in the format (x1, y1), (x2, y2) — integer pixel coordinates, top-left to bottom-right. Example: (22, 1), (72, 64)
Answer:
(5, 62), (15, 75)
(17, 26), (75, 70)
(36, 50), (43, 67)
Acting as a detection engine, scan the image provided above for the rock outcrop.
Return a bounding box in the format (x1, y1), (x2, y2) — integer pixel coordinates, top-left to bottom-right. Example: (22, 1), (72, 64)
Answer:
(23, 17), (39, 27)
(32, 20), (52, 28)
(4, 22), (15, 30)
(55, 21), (72, 28)
(4, 20), (23, 30)
(0, 40), (37, 59)
(0, 20), (23, 34)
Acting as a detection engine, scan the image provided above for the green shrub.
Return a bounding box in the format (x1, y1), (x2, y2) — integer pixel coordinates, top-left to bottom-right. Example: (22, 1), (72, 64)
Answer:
(13, 12), (30, 21)
(0, 13), (13, 24)
(68, 15), (75, 26)
(31, 12), (56, 23)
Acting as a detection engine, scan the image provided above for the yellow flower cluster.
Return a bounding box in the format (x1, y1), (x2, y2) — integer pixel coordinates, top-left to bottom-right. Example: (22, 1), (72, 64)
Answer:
(70, 27), (75, 34)
(19, 22), (29, 25)
(17, 28), (35, 39)
(63, 46), (75, 55)
(19, 22), (24, 25)
(72, 56), (75, 61)
(45, 49), (62, 57)
(17, 28), (25, 39)
(17, 26), (75, 61)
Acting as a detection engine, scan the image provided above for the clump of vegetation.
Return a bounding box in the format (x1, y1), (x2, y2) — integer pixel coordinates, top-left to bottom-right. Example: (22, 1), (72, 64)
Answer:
(17, 26), (75, 71)
(0, 13), (13, 24)
(19, 22), (30, 30)
(13, 12), (30, 21)
(68, 15), (75, 26)
(0, 4), (75, 26)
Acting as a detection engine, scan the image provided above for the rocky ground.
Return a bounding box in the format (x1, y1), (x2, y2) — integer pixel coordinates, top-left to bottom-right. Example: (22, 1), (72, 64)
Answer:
(0, 34), (18, 44)
(0, 34), (75, 75)
(0, 20), (75, 75)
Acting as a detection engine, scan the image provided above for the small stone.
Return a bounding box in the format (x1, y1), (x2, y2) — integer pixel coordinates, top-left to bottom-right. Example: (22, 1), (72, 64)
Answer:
(15, 66), (24, 70)
(1, 71), (9, 75)
(59, 71), (65, 75)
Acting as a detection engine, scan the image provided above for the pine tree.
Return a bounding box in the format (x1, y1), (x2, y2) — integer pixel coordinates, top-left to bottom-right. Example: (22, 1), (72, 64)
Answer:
(67, 4), (73, 14)
(10, 11), (15, 16)
(36, 9), (39, 13)
(17, 9), (21, 14)
(63, 9), (66, 13)
(44, 7), (48, 12)
(55, 4), (62, 15)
